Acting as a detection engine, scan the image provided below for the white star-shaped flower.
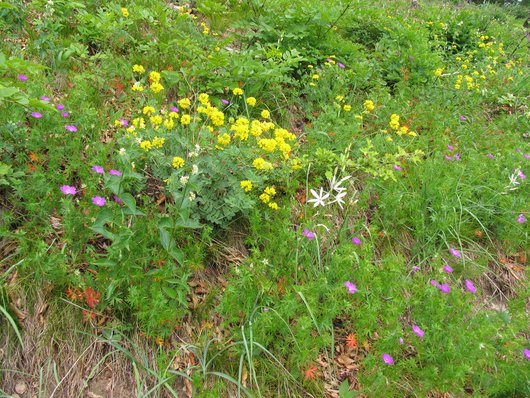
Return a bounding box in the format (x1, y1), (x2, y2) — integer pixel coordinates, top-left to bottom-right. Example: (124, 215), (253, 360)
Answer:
(307, 187), (330, 208)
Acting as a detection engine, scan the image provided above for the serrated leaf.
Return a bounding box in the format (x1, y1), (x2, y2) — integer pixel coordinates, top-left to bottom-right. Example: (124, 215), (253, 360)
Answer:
(159, 227), (172, 251)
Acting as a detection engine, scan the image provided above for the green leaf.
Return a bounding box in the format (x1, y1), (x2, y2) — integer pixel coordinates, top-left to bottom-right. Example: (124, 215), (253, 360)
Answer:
(0, 2), (16, 9)
(121, 193), (144, 215)
(159, 227), (172, 251)
(162, 286), (177, 299)
(0, 86), (19, 98)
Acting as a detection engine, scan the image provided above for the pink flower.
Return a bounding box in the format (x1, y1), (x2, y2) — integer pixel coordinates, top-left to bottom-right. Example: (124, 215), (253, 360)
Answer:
(113, 195), (124, 205)
(344, 281), (357, 294)
(524, 348), (530, 360)
(393, 165), (402, 171)
(447, 144), (454, 151)
(459, 115), (467, 121)
(438, 283), (451, 293)
(92, 196), (106, 206)
(399, 337), (404, 345)
(430, 280), (440, 287)
(91, 165), (104, 174)
(302, 228), (315, 240)
(61, 111), (69, 118)
(119, 118), (128, 126)
(65, 125), (77, 132)
(109, 169), (122, 176)
(31, 112), (43, 118)
(56, 103), (65, 110)
(443, 264), (453, 273)
(449, 248), (461, 258)
(221, 99), (229, 105)
(465, 279), (477, 294)
(18, 74), (28, 81)
(444, 155), (452, 161)
(524, 154), (530, 159)
(170, 106), (179, 113)
(382, 354), (394, 365)
(338, 62), (345, 68)
(412, 324), (425, 338)
(518, 171), (527, 179)
(40, 96), (51, 102)
(352, 236), (362, 245)
(60, 185), (76, 195)
(412, 266), (420, 273)
(517, 214), (525, 223)
(487, 153), (495, 159)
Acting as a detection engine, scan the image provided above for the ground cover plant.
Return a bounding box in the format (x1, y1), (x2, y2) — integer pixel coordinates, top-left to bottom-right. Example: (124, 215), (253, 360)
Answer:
(0, 0), (529, 397)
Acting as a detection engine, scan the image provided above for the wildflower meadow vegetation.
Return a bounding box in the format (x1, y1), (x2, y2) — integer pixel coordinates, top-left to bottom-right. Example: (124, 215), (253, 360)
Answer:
(0, 0), (529, 396)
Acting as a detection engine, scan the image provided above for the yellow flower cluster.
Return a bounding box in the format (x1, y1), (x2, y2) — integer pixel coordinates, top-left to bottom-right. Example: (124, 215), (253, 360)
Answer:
(133, 64), (145, 73)
(343, 104), (352, 112)
(434, 68), (444, 77)
(180, 114), (191, 125)
(197, 102), (224, 126)
(246, 97), (257, 107)
(172, 156), (185, 169)
(389, 114), (400, 130)
(121, 8), (129, 18)
(132, 82), (144, 92)
(259, 186), (279, 210)
(217, 133), (231, 145)
(261, 109), (270, 119)
(140, 136), (165, 151)
(364, 100), (375, 112)
(258, 138), (277, 153)
(148, 71), (164, 93)
(231, 117), (250, 141)
(253, 157), (273, 171)
(240, 180), (253, 192)
(233, 88), (243, 96)
(179, 98), (191, 109)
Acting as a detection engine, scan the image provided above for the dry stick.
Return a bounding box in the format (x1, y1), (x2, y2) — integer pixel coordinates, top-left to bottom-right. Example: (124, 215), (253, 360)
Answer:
(48, 341), (96, 398)
(320, 1), (355, 39)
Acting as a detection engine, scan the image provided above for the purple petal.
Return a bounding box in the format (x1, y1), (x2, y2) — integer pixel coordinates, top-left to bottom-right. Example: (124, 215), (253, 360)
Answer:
(119, 118), (128, 126)
(61, 111), (70, 118)
(412, 266), (420, 273)
(517, 214), (526, 223)
(382, 354), (394, 365)
(465, 279), (477, 294)
(91, 165), (105, 174)
(449, 248), (461, 258)
(459, 115), (467, 121)
(447, 144), (454, 151)
(444, 155), (452, 161)
(524, 348), (530, 360)
(518, 171), (526, 180)
(352, 236), (362, 245)
(487, 153), (494, 159)
(40, 96), (51, 102)
(453, 154), (460, 161)
(393, 164), (402, 171)
(221, 99), (230, 105)
(338, 62), (345, 68)
(412, 324), (425, 338)
(430, 280), (440, 287)
(443, 265), (453, 273)
(113, 195), (124, 205)
(92, 196), (106, 206)
(170, 106), (179, 113)
(18, 74), (28, 81)
(60, 185), (76, 195)
(109, 169), (122, 177)
(344, 281), (357, 294)
(56, 103), (65, 110)
(31, 112), (43, 118)
(65, 125), (78, 132)
(438, 283), (451, 293)
(524, 154), (530, 159)
(399, 337), (404, 345)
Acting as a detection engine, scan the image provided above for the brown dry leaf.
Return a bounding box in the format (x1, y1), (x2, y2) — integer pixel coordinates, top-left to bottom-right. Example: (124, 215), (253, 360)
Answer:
(241, 365), (248, 387)
(9, 303), (27, 323)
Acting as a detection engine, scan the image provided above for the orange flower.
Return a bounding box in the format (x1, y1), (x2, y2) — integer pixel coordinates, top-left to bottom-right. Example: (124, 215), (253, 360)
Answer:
(303, 365), (318, 380)
(346, 333), (358, 349)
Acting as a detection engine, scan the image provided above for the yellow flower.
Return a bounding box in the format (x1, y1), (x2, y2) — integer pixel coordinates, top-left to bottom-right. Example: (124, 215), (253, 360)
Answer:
(172, 157), (185, 169)
(268, 202), (279, 210)
(217, 133), (231, 145)
(179, 98), (191, 110)
(290, 158), (302, 170)
(233, 88), (243, 96)
(132, 64), (144, 73)
(202, 27), (209, 35)
(335, 95), (344, 102)
(150, 82), (164, 93)
(343, 104), (352, 112)
(434, 68), (444, 77)
(180, 114), (191, 125)
(152, 136), (165, 148)
(246, 97), (257, 107)
(163, 118), (174, 129)
(258, 138), (277, 153)
(264, 186), (276, 196)
(240, 180), (253, 192)
(259, 193), (270, 203)
(142, 106), (155, 116)
(169, 111), (179, 119)
(363, 100), (375, 112)
(139, 140), (152, 151)
(198, 93), (210, 105)
(253, 158), (272, 171)
(149, 71), (161, 83)
(312, 74), (319, 80)
(121, 8), (129, 18)
(261, 109), (270, 119)
(150, 115), (162, 126)
(132, 82), (144, 92)
(307, 64), (313, 69)
(132, 117), (146, 128)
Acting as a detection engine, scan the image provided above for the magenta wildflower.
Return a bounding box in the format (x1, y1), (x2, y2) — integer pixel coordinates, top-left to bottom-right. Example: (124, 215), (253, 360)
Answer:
(60, 185), (76, 195)
(487, 153), (495, 159)
(170, 106), (179, 113)
(412, 266), (420, 273)
(518, 171), (527, 179)
(56, 103), (65, 110)
(399, 337), (404, 345)
(524, 154), (530, 159)
(326, 58), (333, 62)
(382, 354), (394, 365)
(91, 165), (104, 174)
(393, 164), (402, 171)
(352, 236), (362, 245)
(31, 112), (43, 118)
(443, 264), (454, 273)
(338, 62), (345, 68)
(302, 228), (315, 240)
(344, 281), (357, 294)
(447, 144), (454, 150)
(453, 154), (460, 161)
(18, 74), (28, 81)
(465, 279), (477, 294)
(109, 169), (122, 177)
(61, 111), (69, 118)
(444, 155), (452, 161)
(430, 280), (440, 287)
(412, 324), (425, 338)
(92, 196), (106, 206)
(113, 195), (124, 205)
(119, 118), (128, 126)
(65, 125), (77, 132)
(459, 115), (467, 121)
(524, 348), (530, 360)
(221, 99), (229, 105)
(449, 247), (461, 258)
(517, 214), (525, 223)
(40, 96), (51, 102)
(439, 283), (451, 293)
